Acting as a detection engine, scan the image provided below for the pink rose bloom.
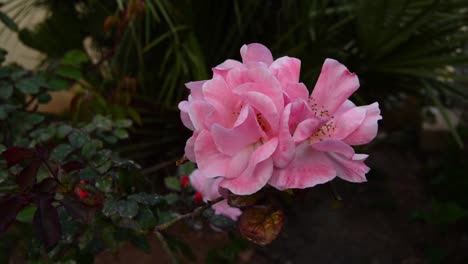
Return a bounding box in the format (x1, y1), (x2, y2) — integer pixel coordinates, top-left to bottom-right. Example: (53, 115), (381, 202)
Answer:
(179, 43), (381, 210)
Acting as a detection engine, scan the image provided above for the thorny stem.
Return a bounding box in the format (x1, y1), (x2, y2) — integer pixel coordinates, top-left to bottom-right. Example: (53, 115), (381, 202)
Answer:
(154, 197), (223, 232)
(153, 197), (224, 263)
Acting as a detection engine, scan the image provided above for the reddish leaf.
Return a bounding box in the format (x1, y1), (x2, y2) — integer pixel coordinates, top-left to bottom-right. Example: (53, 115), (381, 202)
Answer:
(2, 147), (35, 167)
(238, 206), (285, 245)
(61, 161), (85, 172)
(34, 197), (61, 249)
(17, 160), (41, 191)
(0, 196), (28, 234)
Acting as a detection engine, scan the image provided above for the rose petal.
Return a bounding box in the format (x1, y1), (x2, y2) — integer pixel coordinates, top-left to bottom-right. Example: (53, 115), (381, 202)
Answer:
(344, 102), (382, 145)
(311, 59), (360, 115)
(194, 130), (230, 178)
(240, 43), (274, 65)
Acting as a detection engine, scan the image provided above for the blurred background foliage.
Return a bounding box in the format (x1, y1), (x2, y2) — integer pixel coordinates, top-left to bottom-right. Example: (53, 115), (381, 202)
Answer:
(1, 0), (468, 262)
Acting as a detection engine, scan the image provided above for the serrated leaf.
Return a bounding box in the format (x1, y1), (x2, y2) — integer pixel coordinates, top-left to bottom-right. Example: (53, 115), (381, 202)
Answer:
(164, 177), (181, 191)
(210, 215), (236, 229)
(16, 78), (40, 94)
(92, 115), (112, 131)
(102, 199), (119, 217)
(113, 119), (132, 128)
(137, 208), (157, 229)
(81, 140), (102, 159)
(238, 206), (285, 245)
(77, 167), (98, 181)
(51, 144), (74, 162)
(113, 128), (128, 139)
(68, 130), (89, 148)
(56, 124), (72, 138)
(0, 80), (13, 99)
(118, 200), (139, 218)
(31, 127), (56, 142)
(128, 193), (163, 206)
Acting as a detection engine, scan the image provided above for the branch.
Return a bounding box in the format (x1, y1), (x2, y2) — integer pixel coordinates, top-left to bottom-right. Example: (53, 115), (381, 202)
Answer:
(155, 231), (178, 264)
(154, 197), (223, 232)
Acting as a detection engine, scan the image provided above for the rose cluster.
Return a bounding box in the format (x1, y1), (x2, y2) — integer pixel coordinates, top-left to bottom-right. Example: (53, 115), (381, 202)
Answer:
(179, 43), (381, 220)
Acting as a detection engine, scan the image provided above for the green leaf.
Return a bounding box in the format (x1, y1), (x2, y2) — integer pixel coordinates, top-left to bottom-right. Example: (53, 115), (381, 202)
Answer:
(137, 208), (157, 230)
(0, 81), (13, 99)
(51, 144), (74, 162)
(178, 161), (195, 176)
(102, 199), (119, 217)
(0, 169), (7, 184)
(92, 115), (112, 131)
(56, 65), (82, 81)
(81, 140), (103, 159)
(56, 124), (72, 138)
(37, 93), (52, 104)
(61, 50), (89, 66)
(68, 130), (90, 148)
(16, 78), (40, 94)
(163, 193), (179, 205)
(0, 11), (19, 32)
(30, 127), (56, 142)
(48, 78), (70, 91)
(164, 177), (181, 191)
(77, 167), (99, 181)
(128, 193), (163, 206)
(118, 200), (139, 218)
(113, 119), (132, 128)
(113, 128), (129, 139)
(16, 205), (37, 223)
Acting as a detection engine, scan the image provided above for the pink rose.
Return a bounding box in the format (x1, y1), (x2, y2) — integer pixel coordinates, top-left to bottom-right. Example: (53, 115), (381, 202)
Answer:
(180, 43), (381, 213)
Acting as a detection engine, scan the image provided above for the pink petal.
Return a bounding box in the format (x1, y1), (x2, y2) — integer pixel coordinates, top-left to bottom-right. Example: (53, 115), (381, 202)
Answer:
(283, 82), (309, 103)
(190, 169), (222, 201)
(185, 80), (206, 100)
(211, 106), (263, 156)
(292, 118), (321, 143)
(213, 59), (244, 78)
(334, 99), (356, 116)
(269, 56), (301, 85)
(212, 199), (242, 221)
(327, 153), (370, 183)
(240, 43), (274, 65)
(269, 143), (336, 190)
(311, 140), (355, 159)
(225, 146), (253, 179)
(202, 76), (242, 127)
(178, 101), (194, 130)
(271, 103), (295, 168)
(194, 130), (230, 178)
(220, 138), (278, 195)
(331, 107), (366, 140)
(311, 59), (360, 115)
(344, 102), (382, 145)
(242, 91), (279, 133)
(188, 101), (214, 130)
(184, 132), (199, 162)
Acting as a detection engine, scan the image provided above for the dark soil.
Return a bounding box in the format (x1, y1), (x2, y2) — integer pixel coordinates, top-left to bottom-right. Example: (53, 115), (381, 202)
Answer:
(95, 138), (468, 264)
